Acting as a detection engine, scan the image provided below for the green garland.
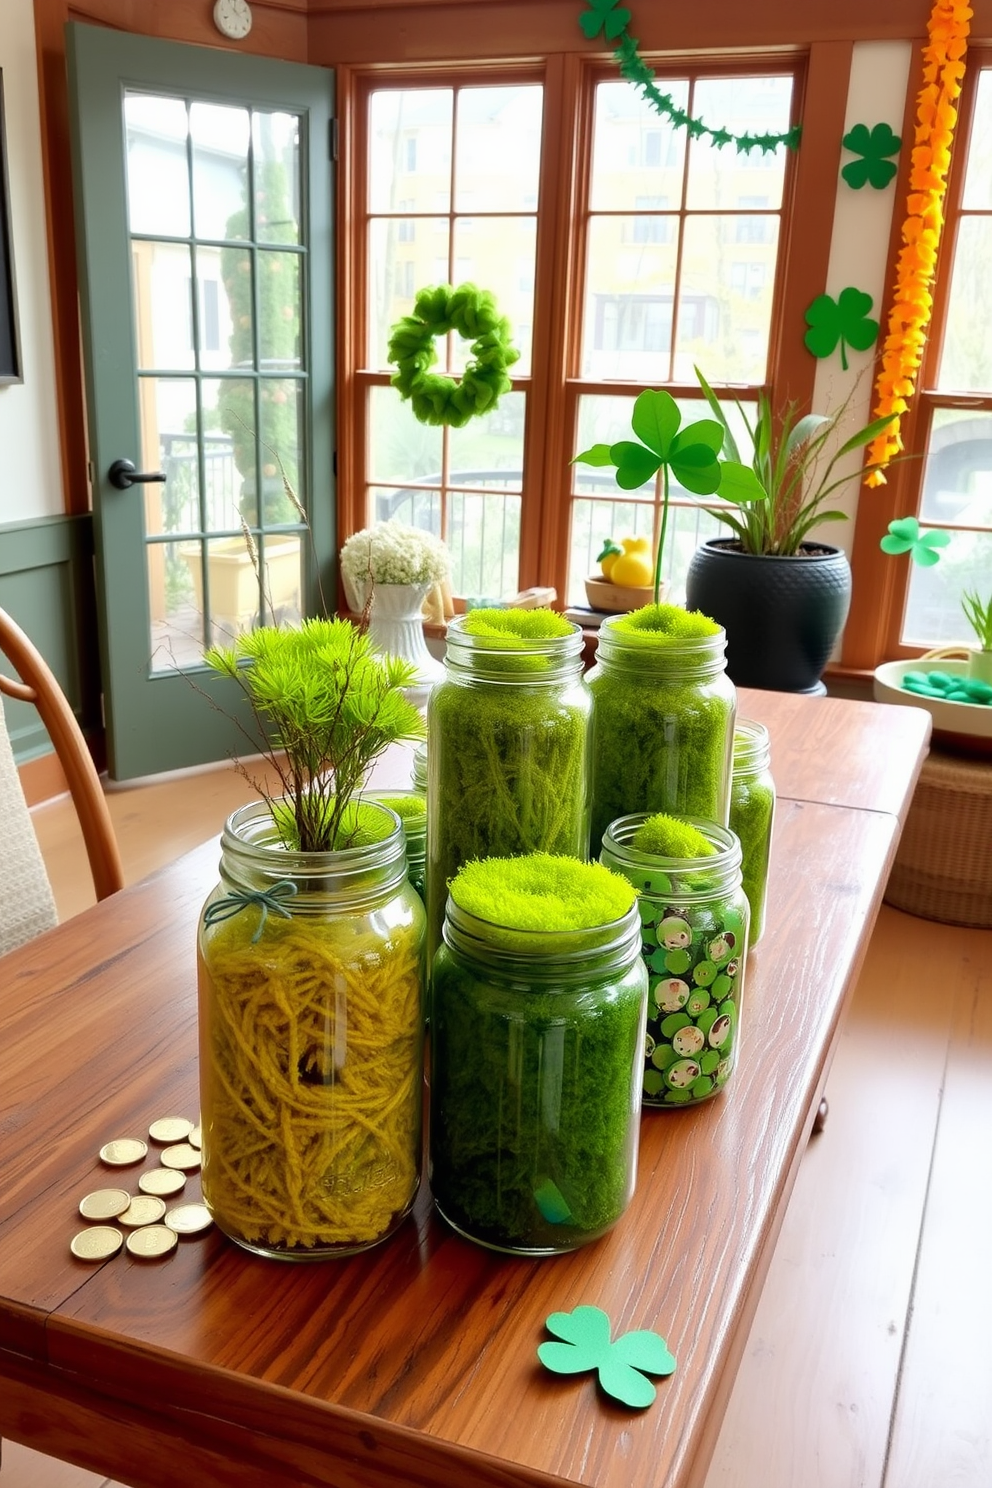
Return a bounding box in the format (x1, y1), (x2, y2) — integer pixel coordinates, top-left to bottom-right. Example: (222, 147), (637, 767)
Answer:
(580, 0), (802, 155)
(387, 283), (520, 428)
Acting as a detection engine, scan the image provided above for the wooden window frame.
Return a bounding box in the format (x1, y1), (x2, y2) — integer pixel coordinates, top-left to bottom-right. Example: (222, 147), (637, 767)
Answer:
(336, 42), (850, 607)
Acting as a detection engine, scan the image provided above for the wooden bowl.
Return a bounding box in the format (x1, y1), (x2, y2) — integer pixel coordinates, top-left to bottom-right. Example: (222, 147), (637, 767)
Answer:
(584, 575), (658, 613)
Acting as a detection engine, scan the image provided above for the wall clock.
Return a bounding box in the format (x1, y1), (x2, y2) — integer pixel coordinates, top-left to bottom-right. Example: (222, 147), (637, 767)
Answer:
(213, 0), (253, 40)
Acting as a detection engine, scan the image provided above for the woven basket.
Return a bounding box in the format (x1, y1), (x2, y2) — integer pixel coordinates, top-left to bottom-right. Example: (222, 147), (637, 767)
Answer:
(885, 748), (992, 927)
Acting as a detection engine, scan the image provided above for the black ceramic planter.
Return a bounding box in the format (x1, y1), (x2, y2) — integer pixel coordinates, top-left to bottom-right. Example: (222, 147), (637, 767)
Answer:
(684, 539), (852, 695)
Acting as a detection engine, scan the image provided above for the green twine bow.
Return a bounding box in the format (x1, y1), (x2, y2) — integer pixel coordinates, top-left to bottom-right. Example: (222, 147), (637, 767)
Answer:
(203, 880), (299, 942)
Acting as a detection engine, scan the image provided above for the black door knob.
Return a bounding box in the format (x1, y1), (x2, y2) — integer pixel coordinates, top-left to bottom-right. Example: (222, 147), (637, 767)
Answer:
(108, 458), (167, 490)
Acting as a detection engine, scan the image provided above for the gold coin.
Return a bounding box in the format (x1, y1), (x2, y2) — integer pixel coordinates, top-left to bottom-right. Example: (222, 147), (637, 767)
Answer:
(70, 1226), (123, 1261)
(164, 1202), (213, 1236)
(138, 1167), (186, 1197)
(78, 1188), (131, 1221)
(188, 1124), (202, 1150)
(125, 1225), (177, 1259)
(99, 1138), (148, 1167)
(118, 1195), (167, 1228)
(148, 1117), (193, 1144)
(160, 1142), (201, 1171)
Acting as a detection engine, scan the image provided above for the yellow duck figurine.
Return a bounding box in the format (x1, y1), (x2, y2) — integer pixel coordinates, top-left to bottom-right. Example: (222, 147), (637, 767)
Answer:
(597, 536), (653, 588)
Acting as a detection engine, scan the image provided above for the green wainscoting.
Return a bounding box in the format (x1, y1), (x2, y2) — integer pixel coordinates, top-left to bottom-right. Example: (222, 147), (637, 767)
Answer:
(0, 515), (100, 765)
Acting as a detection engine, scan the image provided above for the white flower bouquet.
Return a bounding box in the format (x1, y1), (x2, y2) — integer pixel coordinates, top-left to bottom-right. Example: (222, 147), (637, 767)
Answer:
(340, 520), (451, 610)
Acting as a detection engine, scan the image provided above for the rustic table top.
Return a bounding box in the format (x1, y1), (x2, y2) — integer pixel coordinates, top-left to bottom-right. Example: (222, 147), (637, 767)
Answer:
(0, 694), (930, 1488)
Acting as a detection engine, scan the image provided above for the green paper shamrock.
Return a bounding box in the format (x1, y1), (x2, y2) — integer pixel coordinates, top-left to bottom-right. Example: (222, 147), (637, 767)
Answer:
(880, 515), (952, 566)
(538, 1305), (677, 1409)
(803, 288), (879, 371)
(579, 0), (632, 40)
(841, 122), (902, 190)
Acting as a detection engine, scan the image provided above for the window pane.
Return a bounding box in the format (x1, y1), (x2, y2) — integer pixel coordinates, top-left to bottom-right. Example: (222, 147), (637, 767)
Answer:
(370, 483), (442, 533)
(450, 218), (535, 374)
(252, 111), (301, 245)
(200, 379), (242, 532)
(449, 491), (521, 599)
(125, 93), (190, 238)
(368, 385), (444, 483)
(937, 218), (992, 391)
(139, 377), (198, 533)
(454, 86), (542, 210)
(190, 102), (249, 240)
(685, 76), (792, 211)
(368, 217), (450, 368)
(582, 219), (678, 381)
(448, 391), (525, 483)
(258, 379), (304, 524)
(216, 376), (258, 522)
(131, 242), (194, 372)
(675, 216), (777, 382)
(920, 408), (992, 526)
(589, 81), (688, 211)
(961, 71), (992, 210)
(902, 530), (992, 646)
(369, 90), (453, 212)
(257, 250), (301, 367)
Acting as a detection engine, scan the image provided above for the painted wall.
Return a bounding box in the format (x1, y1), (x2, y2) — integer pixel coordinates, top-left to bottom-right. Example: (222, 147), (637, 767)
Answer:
(0, 0), (62, 525)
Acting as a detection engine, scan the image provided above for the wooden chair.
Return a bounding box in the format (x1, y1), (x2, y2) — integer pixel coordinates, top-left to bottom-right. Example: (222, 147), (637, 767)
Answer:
(0, 607), (123, 953)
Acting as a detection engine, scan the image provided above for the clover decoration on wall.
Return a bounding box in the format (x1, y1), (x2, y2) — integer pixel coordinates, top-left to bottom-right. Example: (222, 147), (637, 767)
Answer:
(841, 122), (902, 190)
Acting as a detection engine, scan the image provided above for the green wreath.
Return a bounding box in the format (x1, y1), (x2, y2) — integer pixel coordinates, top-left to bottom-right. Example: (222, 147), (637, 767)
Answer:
(387, 283), (520, 428)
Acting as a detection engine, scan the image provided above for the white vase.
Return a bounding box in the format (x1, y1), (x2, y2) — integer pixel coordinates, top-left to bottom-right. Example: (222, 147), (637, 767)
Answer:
(367, 582), (445, 695)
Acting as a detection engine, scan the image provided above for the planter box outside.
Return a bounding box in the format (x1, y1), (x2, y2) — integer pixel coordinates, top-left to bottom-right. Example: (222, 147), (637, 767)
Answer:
(181, 535), (301, 641)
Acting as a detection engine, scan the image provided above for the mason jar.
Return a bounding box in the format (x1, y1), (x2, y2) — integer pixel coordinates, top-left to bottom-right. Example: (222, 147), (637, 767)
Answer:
(197, 799), (425, 1260)
(600, 814), (749, 1108)
(729, 719), (775, 946)
(367, 789), (426, 901)
(411, 739), (428, 796)
(429, 854), (648, 1255)
(586, 606), (736, 854)
(426, 611), (592, 956)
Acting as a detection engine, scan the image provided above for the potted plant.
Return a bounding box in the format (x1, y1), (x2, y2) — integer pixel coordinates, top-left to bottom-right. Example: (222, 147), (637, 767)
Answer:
(339, 518), (452, 691)
(684, 369), (897, 693)
(962, 589), (992, 684)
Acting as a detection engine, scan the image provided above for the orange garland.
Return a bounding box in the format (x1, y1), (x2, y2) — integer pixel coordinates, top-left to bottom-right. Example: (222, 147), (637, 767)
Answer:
(864, 0), (973, 487)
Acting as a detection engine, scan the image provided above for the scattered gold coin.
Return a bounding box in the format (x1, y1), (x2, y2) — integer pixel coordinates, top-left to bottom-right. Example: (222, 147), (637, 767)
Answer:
(160, 1142), (201, 1171)
(70, 1226), (123, 1261)
(78, 1188), (131, 1221)
(99, 1138), (148, 1167)
(138, 1167), (186, 1197)
(126, 1225), (178, 1259)
(164, 1202), (212, 1236)
(188, 1124), (202, 1150)
(148, 1117), (193, 1144)
(118, 1195), (167, 1228)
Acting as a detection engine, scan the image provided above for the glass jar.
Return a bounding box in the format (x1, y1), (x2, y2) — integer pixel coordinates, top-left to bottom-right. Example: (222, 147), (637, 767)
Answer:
(600, 814), (749, 1108)
(367, 790), (426, 901)
(429, 857), (648, 1255)
(426, 612), (592, 956)
(411, 739), (428, 795)
(586, 608), (736, 854)
(197, 799), (425, 1260)
(730, 719), (775, 946)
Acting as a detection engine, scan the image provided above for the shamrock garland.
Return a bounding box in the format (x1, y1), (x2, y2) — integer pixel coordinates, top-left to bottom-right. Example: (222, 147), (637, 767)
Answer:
(579, 0), (801, 155)
(387, 283), (520, 428)
(538, 1305), (677, 1409)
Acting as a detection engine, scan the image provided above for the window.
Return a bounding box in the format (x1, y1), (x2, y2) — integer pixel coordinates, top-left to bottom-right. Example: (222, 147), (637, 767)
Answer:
(848, 52), (992, 662)
(341, 57), (819, 610)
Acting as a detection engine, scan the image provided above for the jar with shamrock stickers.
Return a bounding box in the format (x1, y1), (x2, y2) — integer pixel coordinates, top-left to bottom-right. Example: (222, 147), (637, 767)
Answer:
(430, 853), (648, 1254)
(600, 812), (748, 1107)
(729, 719), (775, 946)
(586, 604), (736, 855)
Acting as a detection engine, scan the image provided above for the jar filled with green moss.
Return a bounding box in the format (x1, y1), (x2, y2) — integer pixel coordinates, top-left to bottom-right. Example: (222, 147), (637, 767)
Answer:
(600, 812), (748, 1108)
(430, 853), (648, 1255)
(586, 604), (736, 855)
(367, 790), (426, 900)
(411, 739), (428, 796)
(426, 609), (591, 956)
(197, 799), (425, 1260)
(730, 719), (775, 946)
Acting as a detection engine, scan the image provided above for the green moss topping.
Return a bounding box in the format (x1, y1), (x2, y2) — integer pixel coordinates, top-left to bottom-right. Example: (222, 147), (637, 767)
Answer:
(270, 797), (395, 850)
(374, 793), (427, 825)
(631, 813), (717, 859)
(461, 607), (574, 643)
(611, 603), (720, 640)
(449, 853), (635, 931)
(730, 777), (774, 945)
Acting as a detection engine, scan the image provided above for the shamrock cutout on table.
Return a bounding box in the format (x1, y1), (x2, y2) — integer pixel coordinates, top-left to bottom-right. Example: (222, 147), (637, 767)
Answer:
(880, 515), (952, 566)
(841, 122), (902, 190)
(537, 1305), (677, 1409)
(579, 0), (632, 40)
(803, 288), (879, 371)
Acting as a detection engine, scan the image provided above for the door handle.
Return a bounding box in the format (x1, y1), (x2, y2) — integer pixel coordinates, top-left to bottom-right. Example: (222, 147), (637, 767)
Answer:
(108, 458), (167, 490)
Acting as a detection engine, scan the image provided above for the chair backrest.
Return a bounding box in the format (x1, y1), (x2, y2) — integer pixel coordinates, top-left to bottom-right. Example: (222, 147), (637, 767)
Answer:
(0, 607), (123, 949)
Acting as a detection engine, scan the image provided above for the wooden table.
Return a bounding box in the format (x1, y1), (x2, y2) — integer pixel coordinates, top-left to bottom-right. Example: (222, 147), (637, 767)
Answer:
(0, 692), (930, 1488)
